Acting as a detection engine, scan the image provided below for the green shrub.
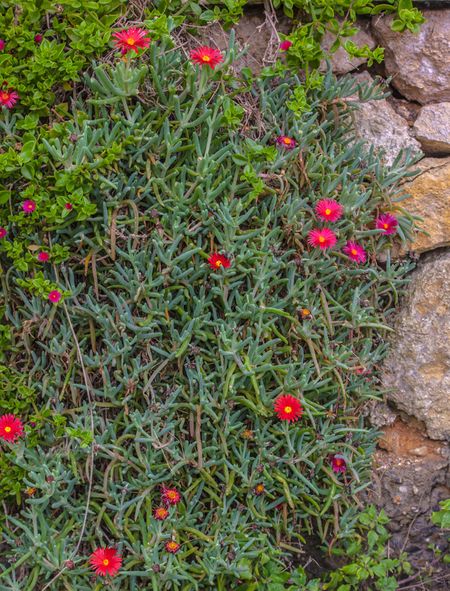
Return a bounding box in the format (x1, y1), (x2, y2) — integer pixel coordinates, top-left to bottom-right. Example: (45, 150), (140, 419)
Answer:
(0, 31), (419, 588)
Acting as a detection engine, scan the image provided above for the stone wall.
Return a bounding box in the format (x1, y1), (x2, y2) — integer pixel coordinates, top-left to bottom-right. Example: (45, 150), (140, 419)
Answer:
(215, 5), (450, 585)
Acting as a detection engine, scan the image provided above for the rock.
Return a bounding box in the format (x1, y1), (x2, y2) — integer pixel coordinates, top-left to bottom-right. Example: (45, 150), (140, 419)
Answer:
(371, 10), (450, 104)
(413, 103), (450, 155)
(348, 73), (422, 166)
(382, 250), (450, 440)
(401, 158), (450, 253)
(320, 22), (376, 74)
(388, 98), (421, 127)
(371, 420), (449, 574)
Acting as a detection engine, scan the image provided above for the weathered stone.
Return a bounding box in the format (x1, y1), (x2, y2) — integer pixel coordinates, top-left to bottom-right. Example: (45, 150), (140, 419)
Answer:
(388, 98), (421, 127)
(320, 23), (376, 74)
(348, 73), (422, 166)
(382, 250), (450, 440)
(372, 10), (450, 104)
(413, 102), (450, 155)
(401, 158), (450, 253)
(370, 420), (449, 574)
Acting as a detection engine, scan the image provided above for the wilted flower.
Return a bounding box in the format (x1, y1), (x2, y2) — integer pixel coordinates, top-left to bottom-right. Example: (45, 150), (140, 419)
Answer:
(276, 135), (296, 149)
(331, 455), (347, 473)
(190, 46), (223, 69)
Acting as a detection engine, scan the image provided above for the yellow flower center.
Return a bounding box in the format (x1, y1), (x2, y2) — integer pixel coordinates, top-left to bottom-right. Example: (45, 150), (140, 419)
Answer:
(167, 491), (176, 499)
(301, 309), (311, 316)
(4, 426), (11, 433)
(103, 559), (109, 566)
(1, 92), (9, 101)
(256, 485), (264, 493)
(202, 55), (211, 62)
(383, 223), (388, 229)
(215, 260), (222, 267)
(168, 542), (178, 550)
(325, 208), (331, 215)
(283, 137), (291, 144)
(351, 249), (357, 256)
(318, 236), (325, 243)
(126, 37), (135, 46)
(335, 459), (343, 466)
(284, 406), (292, 414)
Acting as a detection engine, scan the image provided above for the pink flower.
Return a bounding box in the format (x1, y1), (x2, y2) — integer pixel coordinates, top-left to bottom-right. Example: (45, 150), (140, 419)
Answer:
(37, 252), (50, 262)
(22, 200), (36, 214)
(65, 202), (73, 210)
(0, 88), (19, 109)
(280, 40), (292, 51)
(0, 227), (7, 239)
(315, 199), (344, 223)
(34, 34), (43, 44)
(343, 241), (366, 263)
(331, 455), (347, 473)
(375, 213), (398, 236)
(0, 39), (5, 51)
(307, 228), (337, 250)
(48, 290), (62, 304)
(112, 27), (151, 55)
(276, 135), (296, 150)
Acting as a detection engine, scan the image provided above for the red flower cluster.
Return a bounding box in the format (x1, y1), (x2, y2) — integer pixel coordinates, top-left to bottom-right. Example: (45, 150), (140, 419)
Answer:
(315, 199), (343, 223)
(161, 486), (181, 506)
(113, 27), (151, 55)
(0, 414), (24, 442)
(154, 506), (169, 521)
(190, 46), (223, 69)
(89, 547), (122, 577)
(165, 540), (181, 554)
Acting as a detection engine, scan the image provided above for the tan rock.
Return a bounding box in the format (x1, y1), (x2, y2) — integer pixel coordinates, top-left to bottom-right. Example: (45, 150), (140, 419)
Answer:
(372, 10), (450, 104)
(382, 250), (450, 440)
(320, 23), (376, 75)
(348, 73), (422, 166)
(401, 158), (450, 253)
(413, 103), (450, 155)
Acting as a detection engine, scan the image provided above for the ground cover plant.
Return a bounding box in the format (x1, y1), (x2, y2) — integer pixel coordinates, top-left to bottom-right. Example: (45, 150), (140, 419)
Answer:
(0, 3), (425, 590)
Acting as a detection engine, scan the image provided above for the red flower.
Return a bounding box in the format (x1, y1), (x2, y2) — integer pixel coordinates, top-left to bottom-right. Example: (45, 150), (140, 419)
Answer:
(308, 228), (337, 250)
(208, 253), (231, 270)
(48, 290), (62, 303)
(0, 39), (5, 51)
(65, 202), (73, 210)
(331, 455), (347, 473)
(0, 414), (24, 442)
(34, 34), (43, 44)
(315, 199), (344, 223)
(0, 227), (7, 239)
(190, 46), (223, 69)
(279, 40), (292, 51)
(37, 252), (49, 262)
(165, 540), (180, 554)
(0, 88), (19, 109)
(89, 547), (122, 577)
(274, 394), (303, 423)
(162, 486), (181, 506)
(22, 200), (36, 214)
(254, 483), (265, 496)
(376, 213), (398, 235)
(113, 27), (151, 55)
(343, 241), (366, 263)
(154, 506), (169, 521)
(276, 135), (296, 150)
